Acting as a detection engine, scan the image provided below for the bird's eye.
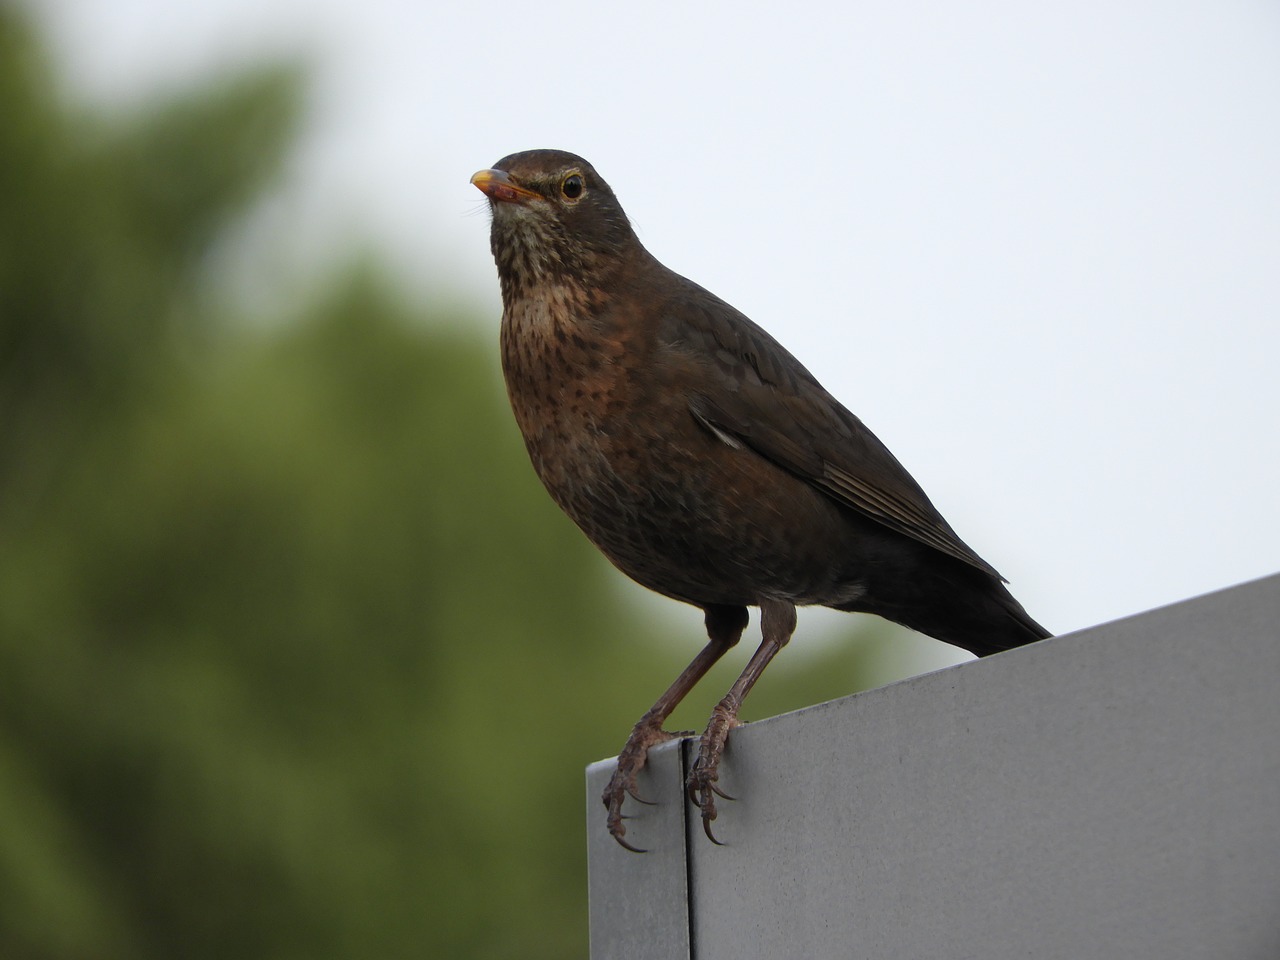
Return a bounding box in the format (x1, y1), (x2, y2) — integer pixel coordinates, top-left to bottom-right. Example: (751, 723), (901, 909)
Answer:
(561, 174), (584, 200)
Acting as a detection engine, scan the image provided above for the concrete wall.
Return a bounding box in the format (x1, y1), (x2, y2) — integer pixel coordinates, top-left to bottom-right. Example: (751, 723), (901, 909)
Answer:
(586, 573), (1280, 959)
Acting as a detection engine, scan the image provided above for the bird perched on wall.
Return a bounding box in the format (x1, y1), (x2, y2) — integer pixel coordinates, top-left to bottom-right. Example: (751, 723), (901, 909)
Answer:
(471, 149), (1050, 851)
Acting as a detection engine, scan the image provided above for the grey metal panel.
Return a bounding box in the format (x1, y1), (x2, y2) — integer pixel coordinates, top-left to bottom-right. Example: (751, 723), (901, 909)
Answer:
(588, 573), (1280, 959)
(586, 739), (691, 959)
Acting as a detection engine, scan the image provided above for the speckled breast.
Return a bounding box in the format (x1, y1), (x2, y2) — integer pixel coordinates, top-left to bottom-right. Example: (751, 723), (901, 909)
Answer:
(499, 295), (856, 609)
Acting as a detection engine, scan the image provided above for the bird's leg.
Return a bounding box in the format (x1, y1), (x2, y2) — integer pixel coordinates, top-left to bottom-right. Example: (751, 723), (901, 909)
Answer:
(604, 604), (748, 852)
(688, 599), (797, 844)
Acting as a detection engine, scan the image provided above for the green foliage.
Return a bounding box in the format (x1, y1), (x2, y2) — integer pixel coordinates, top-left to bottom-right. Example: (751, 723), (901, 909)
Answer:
(0, 7), (889, 958)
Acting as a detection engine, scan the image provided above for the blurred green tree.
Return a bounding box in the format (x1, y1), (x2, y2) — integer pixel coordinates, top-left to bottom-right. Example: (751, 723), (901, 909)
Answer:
(0, 7), (892, 958)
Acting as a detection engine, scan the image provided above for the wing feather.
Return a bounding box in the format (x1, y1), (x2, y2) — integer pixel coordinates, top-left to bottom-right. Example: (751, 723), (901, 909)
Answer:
(673, 287), (1003, 580)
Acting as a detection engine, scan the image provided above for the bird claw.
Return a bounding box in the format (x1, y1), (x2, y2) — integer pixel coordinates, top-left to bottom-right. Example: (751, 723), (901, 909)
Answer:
(612, 833), (648, 855)
(688, 769), (730, 845)
(702, 814), (726, 846)
(685, 704), (741, 844)
(603, 720), (688, 852)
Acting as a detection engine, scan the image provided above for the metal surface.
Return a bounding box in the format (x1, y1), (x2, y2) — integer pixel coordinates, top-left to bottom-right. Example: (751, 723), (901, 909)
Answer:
(587, 738), (691, 959)
(588, 573), (1280, 959)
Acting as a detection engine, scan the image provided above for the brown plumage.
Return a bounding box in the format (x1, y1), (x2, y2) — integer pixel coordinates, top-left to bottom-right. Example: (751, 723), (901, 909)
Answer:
(472, 149), (1050, 850)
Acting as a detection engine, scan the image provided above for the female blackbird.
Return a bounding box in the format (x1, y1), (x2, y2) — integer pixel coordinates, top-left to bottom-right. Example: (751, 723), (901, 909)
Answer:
(472, 149), (1049, 850)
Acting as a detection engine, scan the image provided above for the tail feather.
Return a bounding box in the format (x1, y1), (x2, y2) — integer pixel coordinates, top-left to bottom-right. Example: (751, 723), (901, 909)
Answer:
(836, 554), (1050, 658)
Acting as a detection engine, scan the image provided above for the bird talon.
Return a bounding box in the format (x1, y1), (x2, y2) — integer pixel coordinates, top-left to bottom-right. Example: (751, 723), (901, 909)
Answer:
(613, 834), (647, 854)
(606, 802), (649, 854)
(702, 816), (726, 846)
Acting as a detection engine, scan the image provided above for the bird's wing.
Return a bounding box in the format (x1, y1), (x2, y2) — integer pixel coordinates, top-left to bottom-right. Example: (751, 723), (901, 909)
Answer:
(673, 290), (1003, 579)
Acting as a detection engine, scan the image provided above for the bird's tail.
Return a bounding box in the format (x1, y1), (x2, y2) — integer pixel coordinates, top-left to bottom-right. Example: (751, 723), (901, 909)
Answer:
(837, 561), (1051, 659)
(956, 587), (1051, 657)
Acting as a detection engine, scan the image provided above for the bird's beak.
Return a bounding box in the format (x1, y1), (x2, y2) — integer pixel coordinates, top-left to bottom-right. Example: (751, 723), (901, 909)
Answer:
(471, 168), (540, 204)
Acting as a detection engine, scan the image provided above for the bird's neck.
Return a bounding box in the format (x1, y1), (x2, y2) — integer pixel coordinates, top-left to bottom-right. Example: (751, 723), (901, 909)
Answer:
(494, 239), (661, 382)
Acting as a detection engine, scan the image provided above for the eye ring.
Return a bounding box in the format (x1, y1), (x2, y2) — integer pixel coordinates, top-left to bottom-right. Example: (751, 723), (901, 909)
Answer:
(560, 173), (585, 201)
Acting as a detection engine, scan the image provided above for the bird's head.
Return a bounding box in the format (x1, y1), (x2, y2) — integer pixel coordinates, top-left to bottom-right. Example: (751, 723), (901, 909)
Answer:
(471, 150), (640, 297)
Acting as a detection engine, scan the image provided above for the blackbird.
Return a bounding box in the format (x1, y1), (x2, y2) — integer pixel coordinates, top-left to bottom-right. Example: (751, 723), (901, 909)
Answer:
(472, 149), (1050, 850)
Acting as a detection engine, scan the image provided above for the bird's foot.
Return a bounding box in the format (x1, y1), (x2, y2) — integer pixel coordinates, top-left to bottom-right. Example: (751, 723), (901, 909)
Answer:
(603, 717), (692, 852)
(687, 702), (743, 844)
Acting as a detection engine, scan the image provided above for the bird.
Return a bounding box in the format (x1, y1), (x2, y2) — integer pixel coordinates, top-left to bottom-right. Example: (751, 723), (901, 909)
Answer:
(471, 149), (1050, 851)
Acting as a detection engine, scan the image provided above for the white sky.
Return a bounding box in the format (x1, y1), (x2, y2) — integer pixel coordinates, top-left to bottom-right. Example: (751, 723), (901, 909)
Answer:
(35, 0), (1280, 656)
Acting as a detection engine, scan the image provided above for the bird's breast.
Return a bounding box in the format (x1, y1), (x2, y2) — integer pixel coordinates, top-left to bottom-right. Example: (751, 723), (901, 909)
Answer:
(499, 291), (653, 523)
(498, 292), (855, 607)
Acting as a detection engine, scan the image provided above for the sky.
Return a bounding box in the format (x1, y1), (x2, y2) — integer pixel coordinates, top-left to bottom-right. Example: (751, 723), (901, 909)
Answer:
(35, 0), (1280, 662)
